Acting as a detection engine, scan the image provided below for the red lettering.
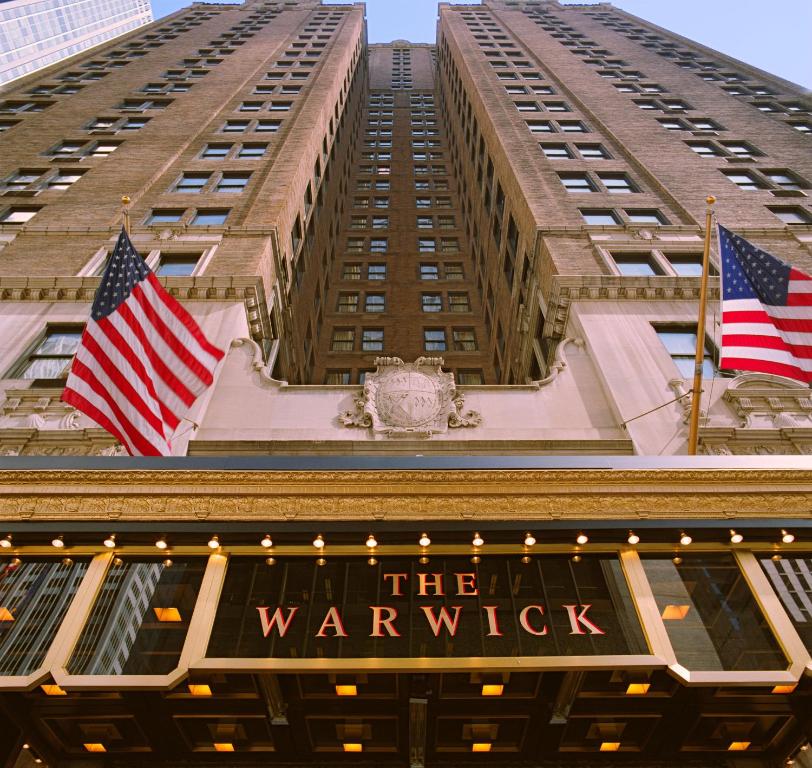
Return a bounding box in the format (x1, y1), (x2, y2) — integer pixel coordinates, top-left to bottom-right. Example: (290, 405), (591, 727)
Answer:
(316, 606), (348, 637)
(519, 605), (548, 636)
(562, 604), (605, 635)
(369, 606), (400, 637)
(482, 605), (503, 636)
(454, 572), (479, 596)
(418, 572), (445, 596)
(383, 573), (408, 596)
(257, 606), (298, 638)
(421, 605), (462, 637)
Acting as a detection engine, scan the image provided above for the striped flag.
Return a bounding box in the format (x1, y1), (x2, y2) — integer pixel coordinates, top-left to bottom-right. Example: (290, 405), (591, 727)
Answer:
(62, 228), (225, 455)
(719, 224), (812, 384)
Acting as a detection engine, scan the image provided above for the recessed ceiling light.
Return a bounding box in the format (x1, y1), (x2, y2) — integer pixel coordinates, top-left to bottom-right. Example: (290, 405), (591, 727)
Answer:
(600, 742), (621, 752)
(625, 683), (650, 695)
(83, 744), (106, 754)
(471, 743), (492, 753)
(481, 684), (503, 696)
(41, 684), (67, 696)
(188, 684), (212, 696)
(213, 743), (235, 752)
(728, 742), (750, 752)
(343, 743), (363, 753)
(335, 685), (357, 696)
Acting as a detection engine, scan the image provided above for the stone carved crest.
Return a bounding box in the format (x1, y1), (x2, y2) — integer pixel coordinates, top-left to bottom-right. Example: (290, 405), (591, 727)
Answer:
(340, 357), (481, 438)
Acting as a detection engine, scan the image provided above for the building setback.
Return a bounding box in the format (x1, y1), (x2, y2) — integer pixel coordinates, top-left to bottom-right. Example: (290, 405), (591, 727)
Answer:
(0, 1), (811, 767)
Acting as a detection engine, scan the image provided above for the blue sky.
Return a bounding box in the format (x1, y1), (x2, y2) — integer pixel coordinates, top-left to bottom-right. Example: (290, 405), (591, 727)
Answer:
(150, 0), (812, 88)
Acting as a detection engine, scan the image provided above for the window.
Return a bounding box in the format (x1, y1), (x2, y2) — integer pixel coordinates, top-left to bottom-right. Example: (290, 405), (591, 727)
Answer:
(541, 144), (572, 159)
(88, 142), (120, 157)
(238, 143), (267, 158)
(658, 118), (687, 131)
(361, 329), (384, 351)
(457, 369), (484, 385)
(174, 172), (209, 193)
(422, 293), (442, 312)
(223, 120), (249, 132)
(256, 120), (281, 132)
(723, 171), (763, 191)
(4, 170), (42, 191)
(0, 207), (41, 224)
(626, 209), (668, 225)
(215, 172), (251, 192)
(453, 328), (478, 351)
(13, 327), (82, 379)
(768, 207), (812, 225)
(202, 144), (231, 158)
(191, 209), (229, 226)
(599, 173), (636, 193)
(545, 101), (570, 112)
(123, 118), (149, 131)
(515, 101), (541, 112)
(337, 293), (359, 312)
(146, 209), (184, 225)
(367, 263), (386, 280)
(665, 253), (704, 277)
(419, 238), (436, 253)
(420, 263), (439, 280)
(689, 118), (723, 131)
(580, 209), (620, 225)
(686, 142), (721, 157)
(764, 170), (805, 191)
(611, 253), (662, 276)
(721, 142), (759, 159)
(49, 141), (83, 156)
(576, 144), (610, 159)
(48, 171), (84, 190)
(445, 263), (464, 280)
(346, 238), (364, 253)
(424, 329), (446, 351)
(331, 328), (355, 351)
(325, 370), (351, 384)
(371, 216), (388, 229)
(365, 293), (385, 312)
(155, 253), (200, 276)
(656, 326), (716, 378)
(558, 173), (595, 192)
(558, 121), (588, 133)
(526, 120), (554, 133)
(417, 216), (433, 229)
(343, 263), (361, 280)
(370, 238), (388, 253)
(269, 101), (292, 111)
(448, 292), (470, 312)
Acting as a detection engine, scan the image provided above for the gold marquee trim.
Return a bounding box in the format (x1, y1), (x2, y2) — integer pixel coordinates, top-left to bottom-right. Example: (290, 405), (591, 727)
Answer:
(0, 467), (810, 520)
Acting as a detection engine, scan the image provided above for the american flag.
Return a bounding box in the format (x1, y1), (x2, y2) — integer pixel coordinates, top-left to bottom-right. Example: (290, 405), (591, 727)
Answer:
(62, 228), (225, 455)
(719, 224), (812, 384)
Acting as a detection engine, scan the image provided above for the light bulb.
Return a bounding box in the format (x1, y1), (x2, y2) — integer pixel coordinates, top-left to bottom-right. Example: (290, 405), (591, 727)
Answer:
(472, 532), (484, 547)
(313, 534), (325, 549)
(781, 530), (795, 544)
(155, 538), (168, 550)
(316, 556), (326, 566)
(0, 534), (11, 548)
(207, 535), (220, 550)
(572, 554), (582, 563)
(162, 559), (173, 568)
(730, 530), (743, 544)
(51, 536), (64, 549)
(524, 533), (536, 547)
(103, 534), (116, 549)
(679, 532), (692, 546)
(260, 535), (273, 548)
(419, 533), (431, 548)
(576, 533), (588, 545)
(366, 534), (378, 548)
(265, 557), (276, 566)
(367, 556), (378, 566)
(627, 531), (640, 545)
(470, 555), (481, 564)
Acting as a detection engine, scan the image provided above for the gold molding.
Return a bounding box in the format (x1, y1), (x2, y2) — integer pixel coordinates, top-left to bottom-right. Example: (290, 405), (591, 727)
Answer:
(0, 468), (811, 520)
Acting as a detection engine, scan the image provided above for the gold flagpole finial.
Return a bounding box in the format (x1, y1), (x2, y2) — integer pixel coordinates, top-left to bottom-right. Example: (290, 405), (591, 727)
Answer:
(687, 195), (717, 456)
(121, 195), (131, 235)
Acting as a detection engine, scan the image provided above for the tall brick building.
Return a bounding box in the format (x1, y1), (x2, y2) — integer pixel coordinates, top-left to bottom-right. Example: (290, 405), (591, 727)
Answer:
(0, 2), (811, 767)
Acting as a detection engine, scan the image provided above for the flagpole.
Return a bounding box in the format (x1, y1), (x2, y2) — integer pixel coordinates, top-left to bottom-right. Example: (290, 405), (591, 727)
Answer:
(121, 195), (131, 235)
(687, 195), (716, 455)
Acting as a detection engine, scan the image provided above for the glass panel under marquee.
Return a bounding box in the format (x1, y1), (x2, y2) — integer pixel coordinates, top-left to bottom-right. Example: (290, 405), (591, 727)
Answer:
(207, 555), (647, 660)
(759, 554), (812, 653)
(67, 558), (206, 676)
(0, 557), (89, 676)
(640, 554), (787, 671)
